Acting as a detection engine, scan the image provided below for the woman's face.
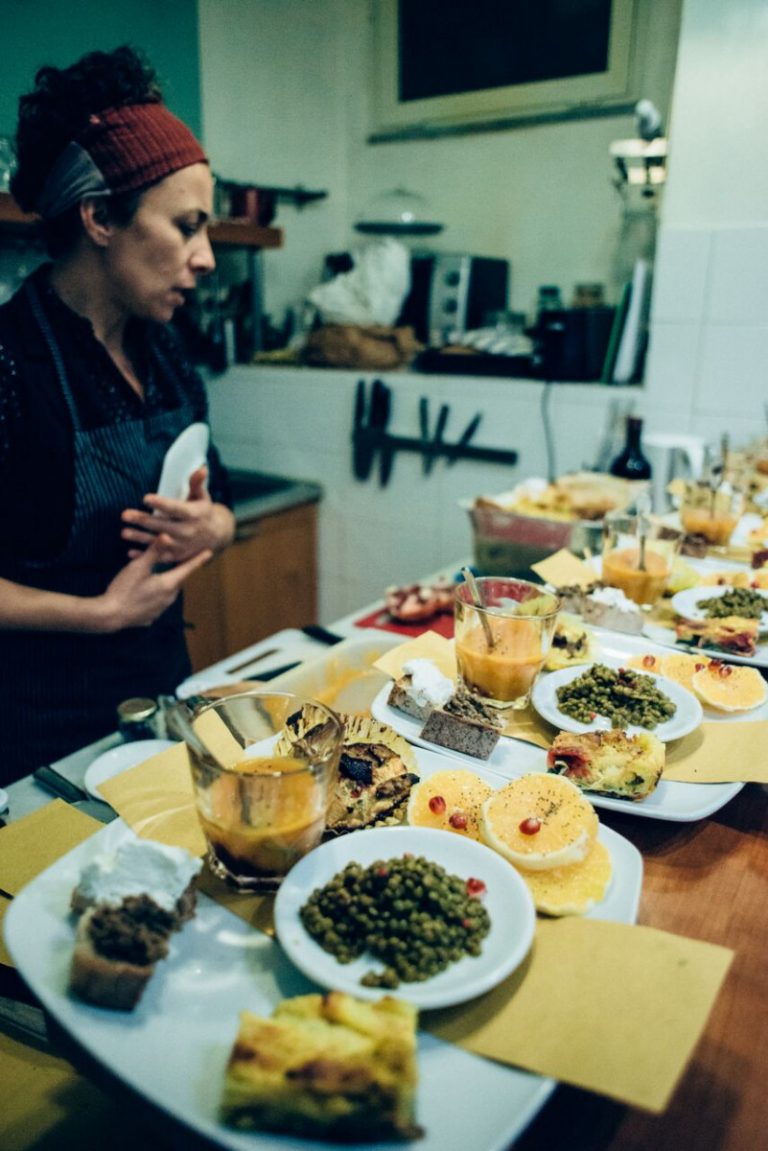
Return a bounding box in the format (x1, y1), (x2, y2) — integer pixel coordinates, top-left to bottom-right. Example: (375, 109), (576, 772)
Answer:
(104, 163), (215, 323)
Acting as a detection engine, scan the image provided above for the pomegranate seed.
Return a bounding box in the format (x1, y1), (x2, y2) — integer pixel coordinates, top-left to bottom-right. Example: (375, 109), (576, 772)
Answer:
(642, 655), (656, 669)
(462, 919), (472, 929)
(695, 663), (706, 671)
(718, 664), (733, 677)
(519, 817), (542, 835)
(449, 811), (469, 830)
(590, 712), (597, 720)
(429, 795), (447, 814)
(375, 866), (389, 878)
(466, 877), (486, 897)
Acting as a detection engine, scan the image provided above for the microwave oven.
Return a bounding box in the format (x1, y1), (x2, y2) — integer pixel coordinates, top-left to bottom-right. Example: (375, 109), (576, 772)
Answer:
(398, 253), (510, 347)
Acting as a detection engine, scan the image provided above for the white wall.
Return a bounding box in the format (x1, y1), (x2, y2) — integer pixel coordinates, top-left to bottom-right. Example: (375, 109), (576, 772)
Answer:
(198, 0), (681, 326)
(643, 0), (768, 445)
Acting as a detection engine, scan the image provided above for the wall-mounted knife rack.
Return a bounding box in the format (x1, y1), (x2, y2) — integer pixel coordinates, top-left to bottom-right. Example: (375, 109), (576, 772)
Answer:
(352, 379), (518, 486)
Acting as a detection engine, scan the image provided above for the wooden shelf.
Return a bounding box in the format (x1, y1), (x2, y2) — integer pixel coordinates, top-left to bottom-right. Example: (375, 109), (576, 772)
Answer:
(0, 192), (284, 250)
(0, 192), (35, 230)
(209, 217), (283, 249)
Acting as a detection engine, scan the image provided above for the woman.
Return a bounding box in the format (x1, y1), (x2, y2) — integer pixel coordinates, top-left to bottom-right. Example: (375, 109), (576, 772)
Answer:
(0, 46), (236, 783)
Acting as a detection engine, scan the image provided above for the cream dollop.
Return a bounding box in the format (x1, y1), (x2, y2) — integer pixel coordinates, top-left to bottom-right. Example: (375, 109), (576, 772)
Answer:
(402, 659), (454, 708)
(74, 838), (202, 912)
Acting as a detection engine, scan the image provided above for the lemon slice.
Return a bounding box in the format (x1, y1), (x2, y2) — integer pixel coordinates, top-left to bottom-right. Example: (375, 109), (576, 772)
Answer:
(691, 663), (768, 712)
(407, 769), (493, 840)
(480, 773), (598, 872)
(516, 838), (613, 916)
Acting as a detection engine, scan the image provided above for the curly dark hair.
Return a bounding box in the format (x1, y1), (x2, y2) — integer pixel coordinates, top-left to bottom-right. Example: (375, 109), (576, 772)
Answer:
(11, 45), (162, 255)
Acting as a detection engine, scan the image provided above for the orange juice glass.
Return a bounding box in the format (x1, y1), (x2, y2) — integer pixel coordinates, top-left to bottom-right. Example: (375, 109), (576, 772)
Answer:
(187, 691), (343, 891)
(601, 514), (682, 607)
(454, 577), (560, 710)
(680, 482), (744, 546)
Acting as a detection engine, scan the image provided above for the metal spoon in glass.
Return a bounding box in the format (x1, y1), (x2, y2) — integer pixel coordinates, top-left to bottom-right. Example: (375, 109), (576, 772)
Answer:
(461, 566), (496, 649)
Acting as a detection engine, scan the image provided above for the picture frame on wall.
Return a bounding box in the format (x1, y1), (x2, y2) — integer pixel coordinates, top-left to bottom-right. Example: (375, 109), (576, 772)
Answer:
(371, 0), (641, 140)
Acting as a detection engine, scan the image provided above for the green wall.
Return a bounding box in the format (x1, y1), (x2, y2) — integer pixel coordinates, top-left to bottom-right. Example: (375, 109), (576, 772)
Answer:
(0, 0), (202, 138)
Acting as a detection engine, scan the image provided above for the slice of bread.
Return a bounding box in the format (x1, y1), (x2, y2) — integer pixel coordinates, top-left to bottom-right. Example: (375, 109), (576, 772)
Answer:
(68, 897), (172, 1011)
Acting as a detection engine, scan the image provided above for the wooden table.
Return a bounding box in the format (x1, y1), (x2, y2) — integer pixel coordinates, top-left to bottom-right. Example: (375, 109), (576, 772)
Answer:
(516, 781), (768, 1151)
(2, 619), (766, 1150)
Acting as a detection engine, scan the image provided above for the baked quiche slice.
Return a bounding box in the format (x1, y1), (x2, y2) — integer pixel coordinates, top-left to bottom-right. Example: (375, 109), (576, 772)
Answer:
(221, 992), (422, 1141)
(547, 729), (665, 802)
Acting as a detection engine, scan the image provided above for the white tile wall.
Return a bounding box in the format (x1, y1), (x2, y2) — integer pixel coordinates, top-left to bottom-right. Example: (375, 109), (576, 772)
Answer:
(206, 367), (641, 623)
(645, 223), (768, 441)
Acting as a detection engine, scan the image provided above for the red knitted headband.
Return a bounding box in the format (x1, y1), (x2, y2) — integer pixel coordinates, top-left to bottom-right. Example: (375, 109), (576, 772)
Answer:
(78, 103), (207, 193)
(37, 102), (208, 218)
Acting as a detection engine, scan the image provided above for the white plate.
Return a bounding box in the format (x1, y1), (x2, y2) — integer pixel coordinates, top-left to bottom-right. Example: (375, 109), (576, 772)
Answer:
(0, 787), (8, 813)
(530, 663), (703, 742)
(671, 585), (768, 632)
(3, 773), (640, 1151)
(84, 740), (176, 800)
(275, 825), (536, 1011)
(155, 423), (209, 501)
(372, 685), (743, 822)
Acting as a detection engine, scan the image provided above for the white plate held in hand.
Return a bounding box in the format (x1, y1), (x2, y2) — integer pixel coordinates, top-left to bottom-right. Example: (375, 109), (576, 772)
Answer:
(155, 423), (209, 500)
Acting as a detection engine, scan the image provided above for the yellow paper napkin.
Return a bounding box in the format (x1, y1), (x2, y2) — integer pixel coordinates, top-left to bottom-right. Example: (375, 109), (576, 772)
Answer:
(374, 631), (457, 680)
(663, 720), (768, 783)
(531, 548), (597, 588)
(0, 801), (101, 899)
(0, 801), (102, 967)
(427, 917), (733, 1113)
(98, 742), (205, 856)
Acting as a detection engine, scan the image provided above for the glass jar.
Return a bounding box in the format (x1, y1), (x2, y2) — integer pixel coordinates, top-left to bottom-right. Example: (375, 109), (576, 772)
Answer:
(117, 697), (159, 741)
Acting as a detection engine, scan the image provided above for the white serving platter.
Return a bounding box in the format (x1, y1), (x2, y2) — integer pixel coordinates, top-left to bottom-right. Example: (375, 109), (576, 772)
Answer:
(371, 626), (751, 822)
(4, 768), (641, 1151)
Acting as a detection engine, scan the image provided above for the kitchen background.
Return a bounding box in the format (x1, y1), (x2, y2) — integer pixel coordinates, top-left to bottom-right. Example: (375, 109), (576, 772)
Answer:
(0, 0), (766, 624)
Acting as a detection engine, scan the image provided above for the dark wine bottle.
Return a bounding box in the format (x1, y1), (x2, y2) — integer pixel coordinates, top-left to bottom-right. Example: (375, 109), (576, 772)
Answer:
(609, 415), (652, 479)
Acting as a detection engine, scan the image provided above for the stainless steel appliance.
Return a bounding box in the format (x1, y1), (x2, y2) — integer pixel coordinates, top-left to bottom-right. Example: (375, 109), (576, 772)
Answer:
(398, 253), (510, 346)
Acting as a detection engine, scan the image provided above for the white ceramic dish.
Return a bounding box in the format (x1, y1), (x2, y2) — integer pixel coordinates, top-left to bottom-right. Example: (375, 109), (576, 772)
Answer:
(155, 423), (209, 501)
(0, 787), (8, 814)
(4, 766), (641, 1151)
(84, 739), (176, 800)
(371, 684), (743, 823)
(671, 585), (768, 632)
(275, 825), (536, 1011)
(530, 663), (703, 742)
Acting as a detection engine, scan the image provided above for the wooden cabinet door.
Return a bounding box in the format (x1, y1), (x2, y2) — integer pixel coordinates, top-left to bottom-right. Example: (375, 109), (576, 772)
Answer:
(183, 502), (318, 671)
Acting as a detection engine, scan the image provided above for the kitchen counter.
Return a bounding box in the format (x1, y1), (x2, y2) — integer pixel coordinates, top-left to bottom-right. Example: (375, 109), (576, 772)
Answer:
(226, 466), (322, 523)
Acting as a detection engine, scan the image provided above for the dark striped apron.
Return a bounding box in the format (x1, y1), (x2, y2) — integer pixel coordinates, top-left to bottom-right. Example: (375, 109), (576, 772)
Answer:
(0, 282), (195, 781)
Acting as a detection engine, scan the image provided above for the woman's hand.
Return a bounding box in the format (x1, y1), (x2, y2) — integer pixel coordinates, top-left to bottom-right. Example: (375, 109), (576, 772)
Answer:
(120, 465), (236, 564)
(98, 534), (213, 631)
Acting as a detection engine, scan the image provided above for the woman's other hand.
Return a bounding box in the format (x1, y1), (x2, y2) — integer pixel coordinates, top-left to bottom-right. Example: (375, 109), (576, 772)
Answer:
(98, 534), (212, 631)
(120, 465), (236, 563)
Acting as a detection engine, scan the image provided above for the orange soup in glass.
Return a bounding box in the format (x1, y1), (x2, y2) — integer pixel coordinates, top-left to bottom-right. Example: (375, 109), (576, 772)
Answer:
(680, 483), (744, 546)
(454, 577), (560, 710)
(187, 692), (342, 891)
(601, 515), (682, 607)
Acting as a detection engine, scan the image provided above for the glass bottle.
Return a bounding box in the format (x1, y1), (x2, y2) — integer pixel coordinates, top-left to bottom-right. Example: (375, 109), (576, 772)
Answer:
(609, 416), (652, 479)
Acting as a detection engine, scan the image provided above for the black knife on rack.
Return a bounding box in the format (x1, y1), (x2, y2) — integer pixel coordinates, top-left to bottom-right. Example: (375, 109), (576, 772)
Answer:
(352, 378), (375, 480)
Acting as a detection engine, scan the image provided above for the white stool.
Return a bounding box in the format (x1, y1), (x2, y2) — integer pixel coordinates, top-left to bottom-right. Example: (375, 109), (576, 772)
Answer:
(644, 433), (707, 513)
